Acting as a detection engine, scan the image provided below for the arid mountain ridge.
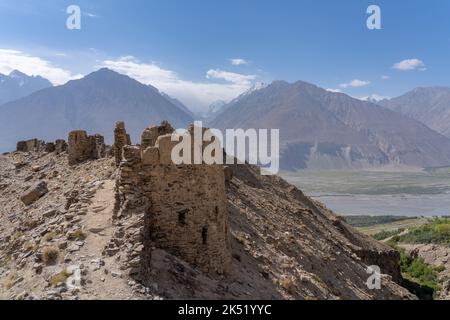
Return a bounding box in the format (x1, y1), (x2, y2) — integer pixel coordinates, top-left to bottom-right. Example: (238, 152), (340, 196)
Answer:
(210, 80), (450, 170)
(0, 69), (193, 152)
(1, 68), (450, 171)
(379, 86), (450, 138)
(0, 70), (52, 105)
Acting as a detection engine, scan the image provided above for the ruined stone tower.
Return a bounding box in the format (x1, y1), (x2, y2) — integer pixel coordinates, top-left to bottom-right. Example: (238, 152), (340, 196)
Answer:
(140, 120), (174, 150)
(16, 139), (45, 152)
(114, 122), (232, 276)
(68, 130), (106, 165)
(113, 121), (131, 166)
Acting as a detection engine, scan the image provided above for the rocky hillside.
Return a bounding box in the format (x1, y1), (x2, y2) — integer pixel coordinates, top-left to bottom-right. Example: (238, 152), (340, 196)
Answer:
(379, 87), (450, 138)
(0, 138), (414, 300)
(0, 69), (194, 152)
(210, 81), (450, 170)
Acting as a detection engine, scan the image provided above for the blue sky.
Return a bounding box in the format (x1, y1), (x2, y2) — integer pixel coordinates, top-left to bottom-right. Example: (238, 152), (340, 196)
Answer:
(1, 0), (449, 111)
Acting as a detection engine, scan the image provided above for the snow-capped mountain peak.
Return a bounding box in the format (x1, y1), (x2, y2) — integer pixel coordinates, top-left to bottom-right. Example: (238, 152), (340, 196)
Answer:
(0, 70), (52, 104)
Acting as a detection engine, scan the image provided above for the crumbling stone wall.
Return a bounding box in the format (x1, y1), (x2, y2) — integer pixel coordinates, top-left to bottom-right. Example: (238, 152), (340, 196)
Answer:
(44, 142), (55, 153)
(16, 139), (45, 152)
(68, 131), (91, 165)
(68, 130), (106, 165)
(113, 121), (131, 166)
(140, 120), (174, 151)
(90, 134), (106, 160)
(16, 138), (67, 154)
(55, 139), (68, 154)
(113, 122), (231, 278)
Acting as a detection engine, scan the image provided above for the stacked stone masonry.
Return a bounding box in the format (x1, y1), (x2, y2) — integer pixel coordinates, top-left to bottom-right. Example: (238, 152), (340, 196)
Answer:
(68, 130), (106, 165)
(140, 120), (174, 151)
(114, 121), (131, 167)
(55, 139), (68, 154)
(17, 138), (68, 154)
(114, 122), (232, 277)
(16, 139), (45, 152)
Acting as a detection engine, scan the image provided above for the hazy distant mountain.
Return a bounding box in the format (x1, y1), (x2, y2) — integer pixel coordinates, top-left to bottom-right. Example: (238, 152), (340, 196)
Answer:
(0, 68), (193, 152)
(198, 100), (228, 121)
(0, 70), (52, 105)
(202, 82), (268, 120)
(160, 91), (195, 118)
(210, 80), (450, 171)
(228, 82), (268, 107)
(379, 87), (450, 138)
(208, 100), (227, 114)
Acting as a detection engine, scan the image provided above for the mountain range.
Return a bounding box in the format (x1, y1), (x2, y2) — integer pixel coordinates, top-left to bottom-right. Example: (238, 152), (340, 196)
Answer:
(209, 81), (450, 170)
(0, 68), (193, 152)
(379, 87), (450, 138)
(0, 70), (52, 105)
(1, 68), (450, 171)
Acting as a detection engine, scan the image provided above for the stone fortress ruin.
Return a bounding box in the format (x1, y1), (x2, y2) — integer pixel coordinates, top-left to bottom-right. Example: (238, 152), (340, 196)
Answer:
(17, 138), (67, 154)
(16, 121), (232, 279)
(113, 121), (232, 276)
(67, 131), (106, 165)
(5, 121), (417, 300)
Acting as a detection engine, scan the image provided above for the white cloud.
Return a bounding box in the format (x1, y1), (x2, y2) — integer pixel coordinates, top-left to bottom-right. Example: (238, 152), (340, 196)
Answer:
(230, 58), (248, 66)
(393, 59), (426, 71)
(326, 88), (342, 93)
(83, 12), (98, 18)
(102, 56), (179, 83)
(206, 69), (255, 85)
(102, 56), (256, 113)
(0, 49), (82, 85)
(339, 79), (371, 88)
(381, 75), (390, 80)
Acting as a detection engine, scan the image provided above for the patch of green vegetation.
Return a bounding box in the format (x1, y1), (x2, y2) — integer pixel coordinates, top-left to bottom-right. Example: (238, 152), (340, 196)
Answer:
(386, 242), (444, 300)
(23, 217), (39, 230)
(11, 231), (24, 241)
(42, 231), (58, 242)
(49, 269), (70, 287)
(394, 218), (450, 245)
(343, 215), (416, 228)
(400, 250), (442, 291)
(42, 246), (60, 266)
(0, 255), (11, 268)
(5, 271), (18, 290)
(67, 229), (86, 241)
(22, 241), (39, 253)
(372, 228), (404, 241)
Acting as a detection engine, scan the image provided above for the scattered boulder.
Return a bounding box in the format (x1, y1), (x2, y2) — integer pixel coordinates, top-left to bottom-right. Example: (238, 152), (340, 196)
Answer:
(14, 161), (28, 170)
(20, 181), (49, 205)
(42, 209), (58, 219)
